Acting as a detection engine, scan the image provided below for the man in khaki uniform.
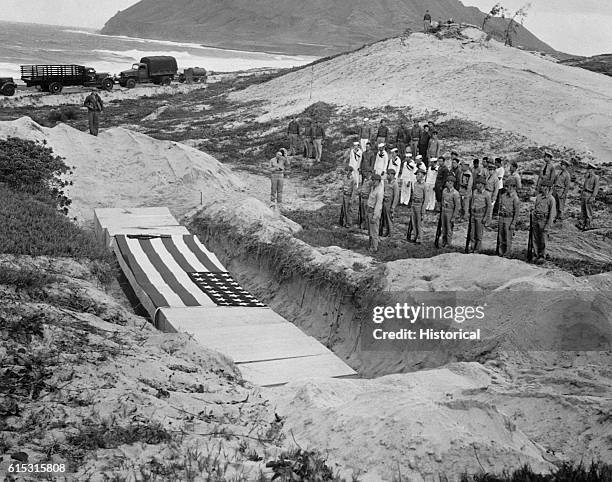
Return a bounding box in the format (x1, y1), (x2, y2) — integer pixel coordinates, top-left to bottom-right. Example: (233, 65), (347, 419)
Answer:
(580, 162), (600, 229)
(358, 170), (373, 230)
(440, 175), (461, 247)
(531, 181), (556, 261)
(458, 160), (473, 220)
(269, 151), (289, 208)
(553, 159), (571, 223)
(367, 174), (384, 252)
(497, 177), (520, 257)
(339, 166), (356, 227)
(380, 168), (400, 237)
(408, 167), (427, 243)
(469, 175), (492, 253)
(536, 151), (556, 191)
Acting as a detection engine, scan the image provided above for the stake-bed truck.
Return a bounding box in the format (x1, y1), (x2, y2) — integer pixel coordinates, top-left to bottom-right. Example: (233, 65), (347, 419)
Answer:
(20, 65), (114, 94)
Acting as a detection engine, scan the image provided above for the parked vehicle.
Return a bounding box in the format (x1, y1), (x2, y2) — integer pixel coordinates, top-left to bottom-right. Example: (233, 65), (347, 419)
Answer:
(0, 77), (17, 96)
(178, 67), (207, 83)
(20, 65), (114, 94)
(117, 56), (178, 88)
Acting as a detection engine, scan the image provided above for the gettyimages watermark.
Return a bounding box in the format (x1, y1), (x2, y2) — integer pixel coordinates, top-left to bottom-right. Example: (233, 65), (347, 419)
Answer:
(361, 291), (612, 352)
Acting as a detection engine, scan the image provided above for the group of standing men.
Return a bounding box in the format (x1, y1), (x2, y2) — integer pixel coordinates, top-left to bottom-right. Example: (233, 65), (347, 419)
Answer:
(287, 116), (326, 162)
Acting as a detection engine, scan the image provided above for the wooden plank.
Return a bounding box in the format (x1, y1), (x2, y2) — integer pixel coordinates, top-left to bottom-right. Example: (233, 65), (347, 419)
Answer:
(239, 354), (358, 387)
(103, 225), (190, 248)
(156, 306), (288, 332)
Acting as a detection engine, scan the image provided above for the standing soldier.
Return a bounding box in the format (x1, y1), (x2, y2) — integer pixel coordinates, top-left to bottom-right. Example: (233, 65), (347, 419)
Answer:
(434, 156), (449, 205)
(367, 174), (384, 253)
(269, 150), (289, 209)
(536, 151), (557, 191)
(303, 120), (314, 159)
(400, 156), (416, 206)
(84, 87), (104, 136)
(387, 148), (401, 177)
(410, 120), (422, 158)
(531, 182), (556, 262)
(360, 142), (375, 177)
(423, 10), (432, 32)
(312, 120), (325, 162)
(339, 166), (356, 227)
(358, 170), (373, 230)
(418, 124), (431, 163)
(579, 162), (600, 230)
(287, 116), (301, 156)
(376, 119), (389, 146)
(347, 141), (362, 186)
(450, 155), (461, 190)
(468, 176), (492, 253)
(472, 158), (486, 181)
(458, 160), (473, 219)
(552, 159), (571, 223)
(395, 119), (409, 162)
(408, 167), (427, 244)
(380, 169), (400, 237)
(485, 161), (499, 210)
(427, 130), (441, 165)
(440, 175), (461, 247)
(496, 177), (520, 257)
(359, 118), (371, 152)
(509, 161), (522, 190)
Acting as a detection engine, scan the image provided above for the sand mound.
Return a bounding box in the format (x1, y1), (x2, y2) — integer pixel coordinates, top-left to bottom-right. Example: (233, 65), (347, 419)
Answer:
(231, 32), (612, 161)
(0, 117), (243, 222)
(269, 363), (554, 481)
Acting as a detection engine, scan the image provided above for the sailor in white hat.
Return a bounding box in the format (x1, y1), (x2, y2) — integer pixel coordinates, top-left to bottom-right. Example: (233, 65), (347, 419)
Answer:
(374, 142), (388, 176)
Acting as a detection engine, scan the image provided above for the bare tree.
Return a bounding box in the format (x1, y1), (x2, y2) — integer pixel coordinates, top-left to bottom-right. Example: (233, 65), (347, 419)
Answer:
(482, 3), (504, 30)
(504, 3), (531, 46)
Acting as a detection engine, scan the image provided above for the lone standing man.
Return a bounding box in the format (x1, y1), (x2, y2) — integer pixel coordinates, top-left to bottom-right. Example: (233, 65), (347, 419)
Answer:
(579, 162), (600, 230)
(497, 177), (520, 257)
(468, 175), (492, 253)
(287, 116), (301, 156)
(269, 150), (289, 209)
(84, 87), (104, 136)
(552, 159), (571, 223)
(359, 118), (371, 152)
(423, 10), (432, 32)
(440, 175), (461, 247)
(531, 181), (556, 262)
(408, 167), (427, 244)
(367, 174), (384, 253)
(312, 120), (325, 162)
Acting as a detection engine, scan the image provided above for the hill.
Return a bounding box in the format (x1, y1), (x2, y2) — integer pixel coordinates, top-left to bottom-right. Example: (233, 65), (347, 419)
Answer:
(101, 0), (556, 56)
(561, 54), (612, 77)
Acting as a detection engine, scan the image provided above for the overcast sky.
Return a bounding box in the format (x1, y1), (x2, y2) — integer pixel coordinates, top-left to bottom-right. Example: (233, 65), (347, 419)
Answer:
(0, 0), (610, 56)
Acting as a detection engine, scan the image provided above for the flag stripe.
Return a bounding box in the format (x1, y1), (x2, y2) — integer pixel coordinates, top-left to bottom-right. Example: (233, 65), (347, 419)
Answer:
(183, 235), (224, 272)
(161, 236), (197, 272)
(191, 236), (225, 270)
(172, 236), (213, 272)
(125, 237), (185, 306)
(139, 238), (199, 306)
(115, 235), (169, 307)
(149, 238), (215, 306)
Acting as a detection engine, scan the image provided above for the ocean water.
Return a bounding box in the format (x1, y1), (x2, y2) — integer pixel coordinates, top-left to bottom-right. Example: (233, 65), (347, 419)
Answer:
(0, 21), (317, 81)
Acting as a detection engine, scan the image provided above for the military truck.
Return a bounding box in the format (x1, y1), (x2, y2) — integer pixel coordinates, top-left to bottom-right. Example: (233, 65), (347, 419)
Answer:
(178, 67), (207, 83)
(20, 65), (114, 94)
(117, 56), (178, 88)
(0, 77), (17, 96)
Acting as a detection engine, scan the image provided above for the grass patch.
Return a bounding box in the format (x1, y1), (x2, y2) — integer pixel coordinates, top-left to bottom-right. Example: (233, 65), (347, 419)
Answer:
(460, 461), (612, 481)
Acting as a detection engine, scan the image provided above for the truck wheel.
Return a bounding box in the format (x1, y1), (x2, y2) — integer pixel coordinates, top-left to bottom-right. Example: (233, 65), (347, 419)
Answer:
(126, 78), (136, 89)
(102, 78), (114, 91)
(1, 84), (16, 96)
(161, 76), (171, 86)
(49, 82), (63, 94)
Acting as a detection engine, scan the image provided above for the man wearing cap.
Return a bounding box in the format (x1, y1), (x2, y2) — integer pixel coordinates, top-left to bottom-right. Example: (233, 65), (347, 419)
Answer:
(400, 155), (416, 205)
(84, 87), (104, 136)
(303, 119), (314, 159)
(440, 175), (461, 247)
(387, 148), (401, 177)
(380, 169), (400, 237)
(287, 116), (301, 156)
(359, 118), (371, 152)
(427, 130), (440, 164)
(497, 177), (520, 257)
(395, 119), (409, 161)
(374, 143), (389, 176)
(552, 159), (571, 223)
(376, 119), (389, 147)
(269, 150), (289, 208)
(531, 182), (556, 261)
(458, 160), (473, 219)
(312, 120), (325, 162)
(367, 174), (384, 252)
(469, 175), (492, 253)
(347, 142), (362, 186)
(410, 120), (422, 158)
(536, 151), (556, 192)
(434, 156), (449, 204)
(409, 167), (427, 243)
(339, 166), (356, 228)
(360, 142), (376, 177)
(358, 170), (373, 230)
(580, 162), (600, 230)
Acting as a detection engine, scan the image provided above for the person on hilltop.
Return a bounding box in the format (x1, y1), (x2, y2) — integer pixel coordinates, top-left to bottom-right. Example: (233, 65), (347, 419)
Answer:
(367, 174), (384, 253)
(312, 120), (325, 162)
(287, 116), (301, 156)
(440, 174), (461, 248)
(380, 168), (400, 237)
(302, 119), (314, 159)
(579, 162), (600, 230)
(423, 10), (432, 32)
(409, 119), (422, 158)
(395, 119), (409, 162)
(408, 166), (427, 244)
(497, 177), (520, 257)
(536, 150), (557, 192)
(339, 166), (356, 228)
(83, 87), (104, 136)
(552, 159), (571, 224)
(269, 150), (289, 209)
(468, 175), (492, 253)
(347, 141), (362, 186)
(531, 181), (556, 262)
(376, 119), (389, 146)
(374, 143), (389, 176)
(359, 118), (371, 152)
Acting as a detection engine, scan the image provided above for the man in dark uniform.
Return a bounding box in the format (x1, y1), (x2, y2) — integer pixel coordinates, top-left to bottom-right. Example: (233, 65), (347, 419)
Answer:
(376, 119), (389, 146)
(552, 159), (571, 223)
(434, 156), (449, 204)
(84, 88), (104, 136)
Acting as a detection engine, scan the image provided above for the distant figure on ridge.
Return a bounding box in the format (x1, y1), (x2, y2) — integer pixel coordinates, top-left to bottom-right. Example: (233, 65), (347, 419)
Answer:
(83, 87), (104, 136)
(423, 10), (432, 32)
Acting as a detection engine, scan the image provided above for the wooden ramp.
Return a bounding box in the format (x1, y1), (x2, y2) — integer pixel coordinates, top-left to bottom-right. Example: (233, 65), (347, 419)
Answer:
(94, 207), (357, 386)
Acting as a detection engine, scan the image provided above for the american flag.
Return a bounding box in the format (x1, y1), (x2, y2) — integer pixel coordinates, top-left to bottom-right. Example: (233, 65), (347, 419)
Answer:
(188, 272), (266, 307)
